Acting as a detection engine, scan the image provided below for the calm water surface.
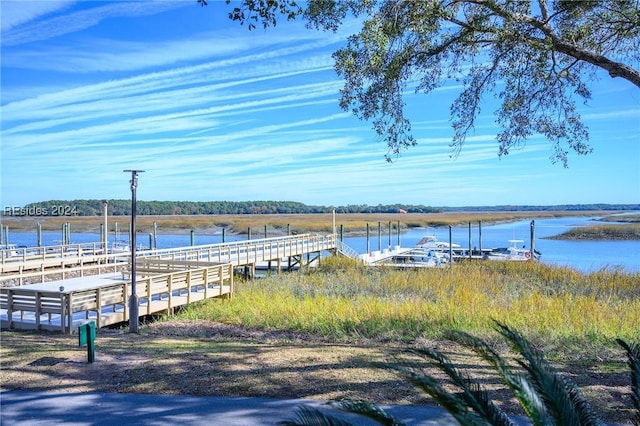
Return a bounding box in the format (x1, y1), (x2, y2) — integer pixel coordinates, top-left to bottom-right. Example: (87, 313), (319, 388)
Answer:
(342, 216), (639, 273)
(5, 216), (639, 273)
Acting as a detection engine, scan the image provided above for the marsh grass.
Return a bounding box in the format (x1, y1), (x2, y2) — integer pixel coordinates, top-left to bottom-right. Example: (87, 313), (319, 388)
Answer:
(178, 257), (640, 347)
(546, 223), (640, 240)
(2, 211), (609, 234)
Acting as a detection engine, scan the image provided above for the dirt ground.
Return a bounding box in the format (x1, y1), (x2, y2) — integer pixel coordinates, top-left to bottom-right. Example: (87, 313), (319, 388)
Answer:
(0, 320), (636, 424)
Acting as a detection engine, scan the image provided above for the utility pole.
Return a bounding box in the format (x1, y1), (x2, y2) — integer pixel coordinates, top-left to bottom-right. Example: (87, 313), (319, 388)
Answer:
(124, 170), (144, 333)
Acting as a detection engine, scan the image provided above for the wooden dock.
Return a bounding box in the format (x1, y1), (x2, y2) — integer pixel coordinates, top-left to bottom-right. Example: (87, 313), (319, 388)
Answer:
(1, 233), (338, 334)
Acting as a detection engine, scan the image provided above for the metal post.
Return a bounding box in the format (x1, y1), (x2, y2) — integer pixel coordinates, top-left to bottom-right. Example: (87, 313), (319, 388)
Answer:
(124, 169), (144, 334)
(102, 200), (108, 250)
(377, 221), (381, 251)
(153, 221), (158, 249)
(530, 220), (535, 260)
(468, 221), (472, 259)
(366, 223), (370, 253)
(190, 230), (195, 246)
(397, 221), (401, 247)
(37, 223), (42, 247)
(449, 225), (453, 267)
(478, 220), (482, 256)
(332, 209), (336, 235)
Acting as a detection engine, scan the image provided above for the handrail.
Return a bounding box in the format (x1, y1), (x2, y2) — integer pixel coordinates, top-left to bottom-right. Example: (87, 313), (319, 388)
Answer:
(140, 233), (337, 267)
(336, 240), (360, 260)
(1, 233), (338, 283)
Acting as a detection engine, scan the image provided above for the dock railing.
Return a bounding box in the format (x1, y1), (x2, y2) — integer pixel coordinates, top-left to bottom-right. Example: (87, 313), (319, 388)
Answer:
(1, 233), (338, 276)
(138, 233), (337, 266)
(1, 261), (234, 334)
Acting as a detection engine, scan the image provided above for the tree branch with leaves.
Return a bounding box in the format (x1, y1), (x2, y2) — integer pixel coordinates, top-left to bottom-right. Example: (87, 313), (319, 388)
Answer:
(214, 0), (639, 166)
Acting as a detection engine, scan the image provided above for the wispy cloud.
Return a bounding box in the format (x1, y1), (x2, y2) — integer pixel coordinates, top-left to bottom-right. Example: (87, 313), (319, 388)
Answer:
(1, 1), (189, 46)
(1, 2), (637, 207)
(0, 0), (76, 32)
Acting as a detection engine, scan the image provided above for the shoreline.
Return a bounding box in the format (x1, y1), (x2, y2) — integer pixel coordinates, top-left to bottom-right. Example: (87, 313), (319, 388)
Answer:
(2, 210), (638, 241)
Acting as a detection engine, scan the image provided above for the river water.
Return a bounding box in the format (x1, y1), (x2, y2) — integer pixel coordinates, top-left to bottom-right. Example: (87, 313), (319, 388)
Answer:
(341, 216), (640, 274)
(4, 216), (639, 274)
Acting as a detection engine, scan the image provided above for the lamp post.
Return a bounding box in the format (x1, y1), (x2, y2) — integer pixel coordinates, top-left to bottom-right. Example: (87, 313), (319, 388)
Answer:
(124, 169), (144, 333)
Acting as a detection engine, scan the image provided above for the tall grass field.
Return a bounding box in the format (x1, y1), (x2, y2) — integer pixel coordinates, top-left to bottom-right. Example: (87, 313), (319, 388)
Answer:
(177, 257), (639, 346)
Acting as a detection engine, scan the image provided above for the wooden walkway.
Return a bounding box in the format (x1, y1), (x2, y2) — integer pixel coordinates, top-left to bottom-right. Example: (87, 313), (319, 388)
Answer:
(0, 242), (117, 274)
(0, 234), (337, 334)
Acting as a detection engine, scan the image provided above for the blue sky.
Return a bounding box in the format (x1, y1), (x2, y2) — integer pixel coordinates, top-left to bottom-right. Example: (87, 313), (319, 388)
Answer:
(1, 1), (639, 208)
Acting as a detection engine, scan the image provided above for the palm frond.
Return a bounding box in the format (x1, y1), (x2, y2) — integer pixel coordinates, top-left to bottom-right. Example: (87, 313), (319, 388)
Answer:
(616, 339), (640, 426)
(402, 346), (514, 426)
(278, 405), (354, 426)
(331, 399), (405, 426)
(398, 364), (490, 426)
(494, 321), (603, 426)
(446, 330), (550, 426)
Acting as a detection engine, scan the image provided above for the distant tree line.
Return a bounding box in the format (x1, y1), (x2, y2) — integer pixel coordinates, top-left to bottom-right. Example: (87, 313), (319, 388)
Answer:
(7, 200), (638, 217)
(442, 204), (640, 212)
(12, 200), (441, 216)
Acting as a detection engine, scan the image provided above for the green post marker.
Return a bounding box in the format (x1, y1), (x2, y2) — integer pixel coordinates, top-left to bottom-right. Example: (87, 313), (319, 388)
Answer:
(78, 321), (96, 363)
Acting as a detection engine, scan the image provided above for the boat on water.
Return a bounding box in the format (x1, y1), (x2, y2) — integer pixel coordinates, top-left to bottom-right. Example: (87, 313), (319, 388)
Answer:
(111, 240), (129, 253)
(400, 248), (451, 267)
(1, 243), (20, 257)
(485, 240), (541, 261)
(110, 240), (148, 254)
(415, 235), (461, 251)
(358, 245), (451, 268)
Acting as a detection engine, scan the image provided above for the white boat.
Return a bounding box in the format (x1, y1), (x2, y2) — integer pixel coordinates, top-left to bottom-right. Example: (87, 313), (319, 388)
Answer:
(485, 240), (540, 261)
(359, 245), (450, 268)
(1, 243), (20, 257)
(110, 240), (130, 254)
(110, 240), (147, 254)
(382, 249), (451, 268)
(415, 235), (461, 251)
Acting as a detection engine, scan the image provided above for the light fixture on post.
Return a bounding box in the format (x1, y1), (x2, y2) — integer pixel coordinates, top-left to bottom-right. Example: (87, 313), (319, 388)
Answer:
(124, 169), (144, 333)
